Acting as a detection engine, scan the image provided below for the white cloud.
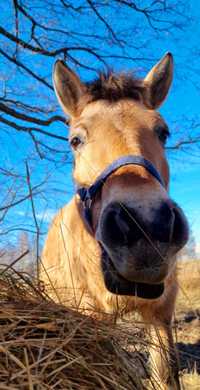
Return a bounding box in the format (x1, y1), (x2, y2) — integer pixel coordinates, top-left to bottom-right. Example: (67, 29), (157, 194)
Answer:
(195, 242), (200, 256)
(36, 209), (56, 223)
(15, 209), (56, 223)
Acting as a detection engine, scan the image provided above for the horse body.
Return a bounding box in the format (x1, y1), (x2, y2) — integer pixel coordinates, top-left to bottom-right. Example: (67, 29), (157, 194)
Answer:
(41, 53), (188, 389)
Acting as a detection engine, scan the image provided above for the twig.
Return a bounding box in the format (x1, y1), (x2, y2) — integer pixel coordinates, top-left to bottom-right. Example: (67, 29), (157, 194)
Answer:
(25, 162), (40, 281)
(0, 250), (29, 275)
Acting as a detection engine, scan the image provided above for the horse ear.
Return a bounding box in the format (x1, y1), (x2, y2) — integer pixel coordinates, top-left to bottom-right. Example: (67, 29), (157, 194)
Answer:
(143, 53), (173, 109)
(53, 60), (85, 117)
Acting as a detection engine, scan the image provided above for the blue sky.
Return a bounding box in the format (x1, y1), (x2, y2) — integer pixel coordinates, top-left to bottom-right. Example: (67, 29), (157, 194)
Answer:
(0, 0), (199, 253)
(159, 1), (200, 246)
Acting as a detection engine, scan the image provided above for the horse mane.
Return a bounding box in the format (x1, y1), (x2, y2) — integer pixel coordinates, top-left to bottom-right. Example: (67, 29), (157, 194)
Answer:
(85, 71), (144, 103)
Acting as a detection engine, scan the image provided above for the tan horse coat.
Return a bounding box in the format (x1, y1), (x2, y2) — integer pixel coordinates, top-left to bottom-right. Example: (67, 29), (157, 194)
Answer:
(41, 53), (188, 389)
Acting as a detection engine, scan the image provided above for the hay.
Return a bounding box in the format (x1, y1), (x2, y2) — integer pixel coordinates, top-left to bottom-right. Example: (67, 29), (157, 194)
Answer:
(0, 268), (149, 389)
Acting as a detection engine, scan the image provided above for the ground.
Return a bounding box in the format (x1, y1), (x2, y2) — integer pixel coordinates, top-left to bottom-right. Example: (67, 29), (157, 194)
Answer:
(0, 258), (198, 389)
(174, 260), (200, 389)
(117, 260), (200, 389)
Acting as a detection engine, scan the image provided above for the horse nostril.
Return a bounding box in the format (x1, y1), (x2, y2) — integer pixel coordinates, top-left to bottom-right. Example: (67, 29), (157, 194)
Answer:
(172, 207), (189, 246)
(106, 208), (129, 244)
(152, 202), (175, 243)
(101, 203), (142, 246)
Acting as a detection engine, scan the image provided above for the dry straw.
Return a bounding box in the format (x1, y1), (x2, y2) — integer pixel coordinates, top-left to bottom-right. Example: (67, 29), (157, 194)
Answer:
(0, 266), (151, 390)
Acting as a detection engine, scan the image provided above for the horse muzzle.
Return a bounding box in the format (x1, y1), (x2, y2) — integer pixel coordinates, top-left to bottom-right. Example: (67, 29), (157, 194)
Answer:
(97, 200), (188, 296)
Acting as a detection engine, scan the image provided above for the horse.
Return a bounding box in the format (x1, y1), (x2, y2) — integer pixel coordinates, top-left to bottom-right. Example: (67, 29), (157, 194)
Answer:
(41, 53), (189, 389)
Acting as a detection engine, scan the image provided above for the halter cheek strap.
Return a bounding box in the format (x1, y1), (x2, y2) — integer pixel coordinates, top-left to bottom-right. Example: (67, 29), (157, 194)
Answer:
(77, 155), (165, 230)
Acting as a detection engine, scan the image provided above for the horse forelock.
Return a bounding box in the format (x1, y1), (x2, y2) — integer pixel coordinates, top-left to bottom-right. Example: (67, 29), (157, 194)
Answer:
(76, 71), (146, 112)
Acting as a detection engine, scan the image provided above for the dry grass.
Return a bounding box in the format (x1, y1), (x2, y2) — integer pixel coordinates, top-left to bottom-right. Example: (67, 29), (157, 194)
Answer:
(182, 371), (200, 390)
(0, 260), (199, 389)
(177, 259), (200, 314)
(176, 259), (200, 389)
(0, 269), (150, 390)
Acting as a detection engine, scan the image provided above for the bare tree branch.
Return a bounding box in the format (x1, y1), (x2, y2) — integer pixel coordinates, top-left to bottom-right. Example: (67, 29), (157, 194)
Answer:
(0, 116), (68, 142)
(25, 162), (40, 280)
(167, 135), (200, 150)
(0, 0), (198, 265)
(0, 48), (53, 89)
(0, 102), (65, 126)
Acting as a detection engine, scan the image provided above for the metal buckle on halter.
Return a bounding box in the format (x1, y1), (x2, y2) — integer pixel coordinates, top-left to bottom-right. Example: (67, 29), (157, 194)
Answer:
(83, 198), (92, 210)
(81, 197), (93, 232)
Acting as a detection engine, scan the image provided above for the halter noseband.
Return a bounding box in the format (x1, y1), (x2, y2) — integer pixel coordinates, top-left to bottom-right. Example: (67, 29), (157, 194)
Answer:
(77, 155), (165, 230)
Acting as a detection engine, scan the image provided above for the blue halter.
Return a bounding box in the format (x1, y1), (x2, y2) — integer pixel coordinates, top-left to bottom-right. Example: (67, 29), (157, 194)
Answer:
(77, 155), (165, 230)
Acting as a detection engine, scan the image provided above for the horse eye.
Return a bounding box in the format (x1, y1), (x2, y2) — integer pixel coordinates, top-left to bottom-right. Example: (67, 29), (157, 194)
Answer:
(70, 136), (82, 149)
(155, 126), (170, 145)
